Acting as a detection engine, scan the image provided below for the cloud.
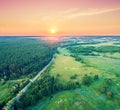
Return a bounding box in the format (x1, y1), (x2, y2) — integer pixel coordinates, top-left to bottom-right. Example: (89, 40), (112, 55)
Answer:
(61, 8), (80, 14)
(40, 7), (120, 23)
(62, 8), (120, 19)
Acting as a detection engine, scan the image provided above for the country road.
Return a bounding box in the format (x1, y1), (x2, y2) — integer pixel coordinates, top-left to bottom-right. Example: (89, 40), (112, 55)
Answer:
(3, 57), (54, 110)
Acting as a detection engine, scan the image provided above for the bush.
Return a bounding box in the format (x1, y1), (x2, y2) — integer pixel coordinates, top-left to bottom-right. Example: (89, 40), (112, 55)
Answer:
(70, 74), (77, 79)
(106, 90), (113, 99)
(100, 85), (107, 94)
(94, 74), (99, 80)
(82, 74), (92, 86)
(106, 79), (112, 86)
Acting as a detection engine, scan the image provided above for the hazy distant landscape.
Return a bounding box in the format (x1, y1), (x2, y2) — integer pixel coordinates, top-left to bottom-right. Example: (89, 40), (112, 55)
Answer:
(0, 36), (120, 110)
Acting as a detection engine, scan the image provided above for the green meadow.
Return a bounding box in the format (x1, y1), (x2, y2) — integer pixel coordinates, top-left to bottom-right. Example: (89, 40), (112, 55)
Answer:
(82, 56), (120, 77)
(41, 78), (120, 110)
(50, 54), (103, 83)
(27, 53), (120, 110)
(38, 39), (120, 110)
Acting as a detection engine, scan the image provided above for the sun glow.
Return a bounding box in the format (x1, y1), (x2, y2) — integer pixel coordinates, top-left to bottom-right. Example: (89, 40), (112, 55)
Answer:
(50, 28), (57, 34)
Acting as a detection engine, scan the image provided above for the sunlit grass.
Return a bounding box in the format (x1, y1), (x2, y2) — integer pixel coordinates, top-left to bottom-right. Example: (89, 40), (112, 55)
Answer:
(50, 54), (103, 83)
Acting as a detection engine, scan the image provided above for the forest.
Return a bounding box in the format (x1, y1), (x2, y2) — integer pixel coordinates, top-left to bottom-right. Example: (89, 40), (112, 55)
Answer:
(0, 37), (54, 81)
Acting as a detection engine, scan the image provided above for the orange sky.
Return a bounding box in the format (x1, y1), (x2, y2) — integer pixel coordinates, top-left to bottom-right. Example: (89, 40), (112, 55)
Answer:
(0, 0), (120, 36)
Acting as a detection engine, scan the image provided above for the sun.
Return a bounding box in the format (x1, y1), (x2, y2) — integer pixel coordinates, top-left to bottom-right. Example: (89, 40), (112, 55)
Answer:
(50, 28), (57, 34)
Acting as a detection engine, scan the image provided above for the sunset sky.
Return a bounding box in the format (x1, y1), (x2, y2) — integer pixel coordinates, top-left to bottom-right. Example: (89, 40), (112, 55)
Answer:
(0, 0), (120, 36)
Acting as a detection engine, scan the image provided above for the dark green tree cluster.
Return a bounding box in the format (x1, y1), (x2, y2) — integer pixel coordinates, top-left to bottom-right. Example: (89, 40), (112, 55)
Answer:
(70, 74), (78, 79)
(82, 74), (92, 86)
(0, 37), (54, 80)
(67, 46), (95, 55)
(96, 46), (120, 53)
(67, 45), (120, 56)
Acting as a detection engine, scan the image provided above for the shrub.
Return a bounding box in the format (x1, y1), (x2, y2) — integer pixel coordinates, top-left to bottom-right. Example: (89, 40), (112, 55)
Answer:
(94, 74), (99, 80)
(70, 74), (78, 79)
(82, 74), (92, 86)
(106, 90), (113, 99)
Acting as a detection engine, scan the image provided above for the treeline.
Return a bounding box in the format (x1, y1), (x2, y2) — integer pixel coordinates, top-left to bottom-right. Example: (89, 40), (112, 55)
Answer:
(0, 37), (55, 80)
(67, 46), (120, 56)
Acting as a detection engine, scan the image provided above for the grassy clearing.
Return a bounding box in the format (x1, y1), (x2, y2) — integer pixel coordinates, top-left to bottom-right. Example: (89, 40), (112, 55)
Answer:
(82, 56), (120, 77)
(101, 53), (120, 59)
(41, 76), (120, 110)
(41, 82), (120, 110)
(50, 54), (103, 83)
(27, 77), (120, 110)
(41, 90), (94, 110)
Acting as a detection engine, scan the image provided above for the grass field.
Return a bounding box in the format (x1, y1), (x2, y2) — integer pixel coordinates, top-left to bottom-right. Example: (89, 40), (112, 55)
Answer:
(100, 52), (120, 59)
(50, 54), (104, 83)
(41, 90), (95, 110)
(28, 77), (120, 110)
(41, 76), (120, 110)
(82, 56), (120, 77)
(41, 83), (120, 110)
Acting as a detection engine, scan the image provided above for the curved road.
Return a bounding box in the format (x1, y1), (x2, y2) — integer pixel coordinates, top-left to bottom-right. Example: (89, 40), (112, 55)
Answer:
(3, 57), (54, 110)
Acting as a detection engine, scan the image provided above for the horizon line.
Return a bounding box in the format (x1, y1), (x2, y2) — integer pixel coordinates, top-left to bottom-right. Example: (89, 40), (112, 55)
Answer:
(0, 35), (120, 37)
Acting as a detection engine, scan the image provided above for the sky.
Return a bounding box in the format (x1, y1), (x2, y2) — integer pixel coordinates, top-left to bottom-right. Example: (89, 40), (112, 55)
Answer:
(0, 0), (120, 36)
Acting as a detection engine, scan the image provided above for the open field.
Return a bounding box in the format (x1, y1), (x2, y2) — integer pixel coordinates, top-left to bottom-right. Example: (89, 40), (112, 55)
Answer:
(99, 52), (120, 59)
(82, 56), (120, 77)
(41, 81), (120, 110)
(42, 90), (95, 110)
(50, 54), (106, 83)
(27, 76), (120, 110)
